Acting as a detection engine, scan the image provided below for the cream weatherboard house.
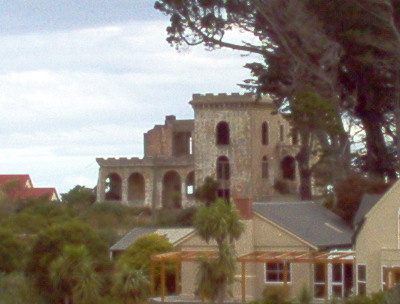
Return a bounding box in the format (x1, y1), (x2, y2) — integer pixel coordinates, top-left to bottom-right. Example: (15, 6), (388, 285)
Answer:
(354, 181), (400, 294)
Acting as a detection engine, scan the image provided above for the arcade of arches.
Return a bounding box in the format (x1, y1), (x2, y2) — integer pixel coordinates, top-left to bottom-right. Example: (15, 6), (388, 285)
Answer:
(101, 154), (298, 207)
(103, 169), (195, 208)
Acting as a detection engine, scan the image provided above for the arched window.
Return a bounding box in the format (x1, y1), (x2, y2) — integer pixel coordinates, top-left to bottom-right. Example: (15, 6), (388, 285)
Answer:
(128, 173), (145, 204)
(262, 156), (269, 179)
(216, 121), (230, 145)
(216, 156), (230, 180)
(281, 156), (296, 180)
(105, 173), (122, 200)
(262, 122), (269, 145)
(162, 171), (182, 208)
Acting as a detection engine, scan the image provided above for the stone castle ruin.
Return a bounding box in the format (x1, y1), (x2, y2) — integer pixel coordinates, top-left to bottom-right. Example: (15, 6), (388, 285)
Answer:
(96, 93), (300, 207)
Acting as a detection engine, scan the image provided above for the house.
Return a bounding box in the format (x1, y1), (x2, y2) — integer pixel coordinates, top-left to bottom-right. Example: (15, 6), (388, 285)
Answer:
(113, 199), (354, 302)
(354, 181), (400, 294)
(0, 174), (59, 202)
(96, 93), (301, 207)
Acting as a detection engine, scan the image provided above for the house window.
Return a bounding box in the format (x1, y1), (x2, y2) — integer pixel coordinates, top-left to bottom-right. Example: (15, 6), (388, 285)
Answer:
(265, 262), (291, 283)
(262, 156), (269, 179)
(216, 121), (230, 145)
(313, 263), (326, 299)
(280, 124), (284, 142)
(216, 156), (230, 180)
(357, 264), (366, 295)
(262, 122), (269, 145)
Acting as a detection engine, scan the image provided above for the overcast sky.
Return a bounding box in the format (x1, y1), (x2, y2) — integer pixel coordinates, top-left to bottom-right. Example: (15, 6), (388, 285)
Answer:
(0, 0), (253, 194)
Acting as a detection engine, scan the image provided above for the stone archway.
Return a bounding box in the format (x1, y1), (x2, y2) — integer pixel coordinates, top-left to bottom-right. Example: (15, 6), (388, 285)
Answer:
(128, 173), (145, 205)
(281, 156), (296, 180)
(105, 173), (122, 200)
(162, 171), (182, 208)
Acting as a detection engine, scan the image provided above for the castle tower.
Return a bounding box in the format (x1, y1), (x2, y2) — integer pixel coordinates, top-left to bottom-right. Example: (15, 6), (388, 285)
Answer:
(190, 93), (300, 201)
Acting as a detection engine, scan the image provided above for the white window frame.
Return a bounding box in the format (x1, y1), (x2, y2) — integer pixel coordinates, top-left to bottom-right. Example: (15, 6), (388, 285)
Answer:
(264, 262), (292, 284)
(356, 264), (367, 295)
(313, 263), (326, 299)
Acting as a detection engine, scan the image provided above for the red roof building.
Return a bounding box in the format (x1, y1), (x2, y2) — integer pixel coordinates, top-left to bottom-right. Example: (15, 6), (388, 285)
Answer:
(0, 174), (59, 202)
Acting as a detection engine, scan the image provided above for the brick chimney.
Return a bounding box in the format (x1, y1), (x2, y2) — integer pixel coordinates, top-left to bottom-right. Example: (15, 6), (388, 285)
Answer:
(234, 197), (253, 220)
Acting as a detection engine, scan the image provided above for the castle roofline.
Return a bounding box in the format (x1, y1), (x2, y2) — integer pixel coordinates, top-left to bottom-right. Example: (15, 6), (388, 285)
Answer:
(189, 92), (274, 107)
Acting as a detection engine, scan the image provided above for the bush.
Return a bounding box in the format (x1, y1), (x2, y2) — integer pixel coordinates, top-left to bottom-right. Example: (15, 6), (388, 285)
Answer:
(0, 229), (27, 272)
(152, 207), (197, 227)
(0, 272), (45, 304)
(273, 179), (291, 194)
(261, 286), (292, 304)
(25, 220), (108, 303)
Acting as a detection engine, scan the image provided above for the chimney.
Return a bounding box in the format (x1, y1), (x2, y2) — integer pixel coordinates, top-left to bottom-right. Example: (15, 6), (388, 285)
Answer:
(234, 197), (253, 220)
(165, 115), (176, 125)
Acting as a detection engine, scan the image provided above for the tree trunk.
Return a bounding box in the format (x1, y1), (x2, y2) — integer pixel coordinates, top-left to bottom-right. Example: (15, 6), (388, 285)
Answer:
(355, 67), (396, 179)
(296, 130), (312, 200)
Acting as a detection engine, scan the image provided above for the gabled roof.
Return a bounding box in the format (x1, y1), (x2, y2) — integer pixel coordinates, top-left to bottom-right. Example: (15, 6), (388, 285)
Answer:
(19, 188), (59, 201)
(0, 174), (59, 202)
(110, 227), (195, 251)
(353, 194), (383, 227)
(253, 201), (354, 249)
(0, 174), (32, 188)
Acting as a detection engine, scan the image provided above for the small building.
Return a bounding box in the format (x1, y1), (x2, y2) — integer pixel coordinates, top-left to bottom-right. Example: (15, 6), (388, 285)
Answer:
(0, 174), (59, 202)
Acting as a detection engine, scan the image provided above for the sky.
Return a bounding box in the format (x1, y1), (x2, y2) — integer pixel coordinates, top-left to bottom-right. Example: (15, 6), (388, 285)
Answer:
(0, 0), (254, 194)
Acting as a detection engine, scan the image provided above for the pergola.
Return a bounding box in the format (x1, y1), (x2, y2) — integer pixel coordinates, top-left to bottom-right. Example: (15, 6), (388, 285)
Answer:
(150, 250), (355, 303)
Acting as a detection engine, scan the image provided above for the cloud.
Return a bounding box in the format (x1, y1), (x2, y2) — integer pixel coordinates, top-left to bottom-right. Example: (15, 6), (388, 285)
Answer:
(0, 17), (256, 193)
(0, 0), (162, 35)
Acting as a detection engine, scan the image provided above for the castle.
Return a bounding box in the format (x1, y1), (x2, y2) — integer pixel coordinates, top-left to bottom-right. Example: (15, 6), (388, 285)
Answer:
(96, 93), (300, 207)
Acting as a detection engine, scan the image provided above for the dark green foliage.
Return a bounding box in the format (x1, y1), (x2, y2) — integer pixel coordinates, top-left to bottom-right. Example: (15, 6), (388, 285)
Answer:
(116, 233), (174, 296)
(194, 199), (244, 304)
(25, 220), (108, 302)
(273, 179), (291, 195)
(261, 287), (292, 304)
(79, 203), (151, 233)
(194, 176), (218, 206)
(49, 245), (102, 304)
(0, 229), (27, 273)
(0, 200), (73, 234)
(0, 272), (45, 304)
(112, 265), (150, 304)
(116, 233), (173, 272)
(61, 185), (96, 206)
(151, 207), (197, 227)
(344, 292), (384, 304)
(334, 174), (392, 223)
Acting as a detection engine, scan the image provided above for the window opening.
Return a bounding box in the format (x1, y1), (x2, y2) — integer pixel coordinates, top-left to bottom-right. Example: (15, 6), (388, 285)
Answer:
(216, 121), (230, 145)
(265, 262), (291, 283)
(280, 124), (284, 142)
(262, 156), (269, 179)
(262, 122), (269, 145)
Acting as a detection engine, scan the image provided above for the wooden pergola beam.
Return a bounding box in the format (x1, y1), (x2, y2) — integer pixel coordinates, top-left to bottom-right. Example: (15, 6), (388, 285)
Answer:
(150, 250), (355, 303)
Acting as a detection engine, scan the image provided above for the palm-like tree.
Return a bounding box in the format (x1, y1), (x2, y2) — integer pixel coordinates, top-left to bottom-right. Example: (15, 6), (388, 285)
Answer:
(194, 199), (244, 304)
(49, 245), (101, 304)
(112, 265), (150, 304)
